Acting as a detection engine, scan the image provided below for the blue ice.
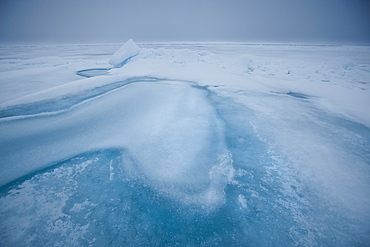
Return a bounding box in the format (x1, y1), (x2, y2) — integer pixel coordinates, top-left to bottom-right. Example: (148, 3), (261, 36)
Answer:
(76, 68), (111, 78)
(0, 78), (369, 246)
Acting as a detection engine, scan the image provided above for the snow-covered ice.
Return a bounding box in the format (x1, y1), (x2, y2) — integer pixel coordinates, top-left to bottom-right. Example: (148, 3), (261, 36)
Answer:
(0, 42), (370, 246)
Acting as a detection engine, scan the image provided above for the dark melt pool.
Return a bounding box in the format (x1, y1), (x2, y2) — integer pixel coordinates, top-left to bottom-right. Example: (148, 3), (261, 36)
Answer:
(77, 68), (110, 78)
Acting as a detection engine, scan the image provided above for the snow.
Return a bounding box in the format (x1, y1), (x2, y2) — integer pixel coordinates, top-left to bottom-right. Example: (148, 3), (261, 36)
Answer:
(0, 43), (370, 246)
(108, 39), (140, 67)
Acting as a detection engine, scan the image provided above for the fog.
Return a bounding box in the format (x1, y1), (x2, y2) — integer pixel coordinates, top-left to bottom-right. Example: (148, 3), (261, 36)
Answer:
(0, 0), (369, 45)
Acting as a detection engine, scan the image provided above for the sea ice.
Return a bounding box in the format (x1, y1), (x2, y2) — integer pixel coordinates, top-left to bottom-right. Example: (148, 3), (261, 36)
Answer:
(0, 43), (369, 246)
(108, 39), (140, 67)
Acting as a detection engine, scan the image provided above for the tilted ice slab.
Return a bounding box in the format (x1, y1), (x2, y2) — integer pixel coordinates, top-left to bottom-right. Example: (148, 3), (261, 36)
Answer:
(0, 80), (232, 208)
(108, 39), (140, 67)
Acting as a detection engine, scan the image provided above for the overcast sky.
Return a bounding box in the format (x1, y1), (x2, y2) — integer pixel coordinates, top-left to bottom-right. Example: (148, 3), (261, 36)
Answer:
(0, 0), (369, 45)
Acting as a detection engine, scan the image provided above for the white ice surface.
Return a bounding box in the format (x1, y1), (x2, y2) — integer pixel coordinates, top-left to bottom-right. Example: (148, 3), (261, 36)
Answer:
(2, 44), (369, 126)
(0, 44), (370, 243)
(0, 81), (232, 207)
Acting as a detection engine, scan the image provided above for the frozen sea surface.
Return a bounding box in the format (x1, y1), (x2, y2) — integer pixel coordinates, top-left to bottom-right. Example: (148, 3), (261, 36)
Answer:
(0, 43), (370, 246)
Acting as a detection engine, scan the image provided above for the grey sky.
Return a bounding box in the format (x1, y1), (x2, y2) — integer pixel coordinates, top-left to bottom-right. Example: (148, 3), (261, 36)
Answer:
(0, 0), (369, 45)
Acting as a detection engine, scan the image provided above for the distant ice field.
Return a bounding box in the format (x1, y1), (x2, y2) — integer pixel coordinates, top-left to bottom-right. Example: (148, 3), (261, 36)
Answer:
(0, 43), (369, 246)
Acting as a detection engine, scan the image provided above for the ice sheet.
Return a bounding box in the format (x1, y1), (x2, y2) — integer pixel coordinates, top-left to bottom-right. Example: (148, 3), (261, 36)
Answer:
(0, 43), (369, 246)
